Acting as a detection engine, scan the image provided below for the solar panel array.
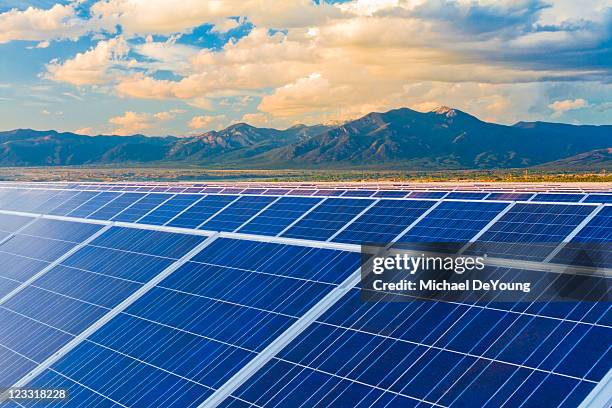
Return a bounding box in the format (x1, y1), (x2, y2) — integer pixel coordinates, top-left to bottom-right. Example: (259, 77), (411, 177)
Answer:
(0, 182), (609, 408)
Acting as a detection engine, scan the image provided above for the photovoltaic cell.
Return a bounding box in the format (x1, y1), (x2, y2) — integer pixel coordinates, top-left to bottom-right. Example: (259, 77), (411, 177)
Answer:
(372, 190), (409, 198)
(138, 194), (201, 225)
(228, 280), (610, 408)
(313, 189), (345, 196)
(237, 197), (322, 236)
(32, 190), (80, 213)
(87, 192), (144, 220)
(282, 198), (374, 241)
(446, 192), (488, 200)
(0, 213), (33, 235)
(533, 193), (586, 203)
(20, 239), (360, 408)
(67, 192), (121, 218)
(342, 190), (376, 197)
(469, 203), (595, 261)
(111, 193), (173, 222)
(407, 191), (447, 199)
(333, 199), (435, 244)
(0, 226), (205, 393)
(486, 192), (534, 201)
(167, 195), (238, 229)
(583, 194), (612, 203)
(201, 196), (276, 232)
(47, 191), (100, 216)
(398, 201), (508, 245)
(552, 206), (612, 268)
(89, 226), (206, 259)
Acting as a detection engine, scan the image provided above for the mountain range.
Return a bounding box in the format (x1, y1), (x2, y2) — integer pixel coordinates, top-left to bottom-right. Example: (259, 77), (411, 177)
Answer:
(1, 107), (610, 170)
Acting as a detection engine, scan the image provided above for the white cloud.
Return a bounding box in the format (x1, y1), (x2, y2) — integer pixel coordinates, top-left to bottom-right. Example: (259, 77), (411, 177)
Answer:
(0, 4), (89, 44)
(45, 36), (130, 85)
(188, 114), (228, 131)
(108, 109), (178, 135)
(548, 98), (588, 116)
(75, 127), (96, 135)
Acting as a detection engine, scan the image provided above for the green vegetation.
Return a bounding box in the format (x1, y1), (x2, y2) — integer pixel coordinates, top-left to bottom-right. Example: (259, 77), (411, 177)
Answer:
(1, 166), (609, 183)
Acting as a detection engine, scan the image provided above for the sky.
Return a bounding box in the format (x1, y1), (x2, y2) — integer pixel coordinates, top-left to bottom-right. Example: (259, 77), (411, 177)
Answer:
(0, 0), (611, 136)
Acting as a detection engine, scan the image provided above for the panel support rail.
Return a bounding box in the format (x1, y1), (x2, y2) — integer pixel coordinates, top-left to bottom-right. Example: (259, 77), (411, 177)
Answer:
(579, 368), (612, 408)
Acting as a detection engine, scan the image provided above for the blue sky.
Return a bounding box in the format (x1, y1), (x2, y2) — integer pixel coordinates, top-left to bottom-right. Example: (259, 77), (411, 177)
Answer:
(1, 0), (611, 136)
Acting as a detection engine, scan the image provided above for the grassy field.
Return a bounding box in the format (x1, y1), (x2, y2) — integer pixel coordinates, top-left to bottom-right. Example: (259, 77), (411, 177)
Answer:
(0, 166), (610, 183)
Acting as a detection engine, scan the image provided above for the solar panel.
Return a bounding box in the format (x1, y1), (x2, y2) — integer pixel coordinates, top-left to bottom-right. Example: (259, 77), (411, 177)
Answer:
(237, 197), (322, 236)
(486, 192), (535, 201)
(373, 190), (409, 198)
(226, 269), (609, 407)
(332, 199), (435, 244)
(533, 193), (586, 203)
(67, 192), (121, 218)
(282, 198), (374, 241)
(111, 193), (173, 222)
(0, 182), (609, 408)
(138, 194), (201, 226)
(17, 238), (360, 407)
(397, 201), (508, 245)
(446, 192), (488, 200)
(167, 195), (238, 229)
(47, 191), (100, 215)
(342, 190), (376, 197)
(583, 194), (612, 203)
(407, 191), (447, 199)
(0, 227), (205, 394)
(201, 196), (276, 232)
(468, 203), (595, 261)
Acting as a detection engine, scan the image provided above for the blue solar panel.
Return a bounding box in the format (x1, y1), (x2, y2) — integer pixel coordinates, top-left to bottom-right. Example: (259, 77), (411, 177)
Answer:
(201, 196), (276, 232)
(67, 192), (121, 218)
(282, 198), (374, 241)
(1, 183), (610, 408)
(446, 192), (488, 200)
(570, 206), (612, 242)
(398, 201), (508, 244)
(89, 227), (205, 259)
(373, 190), (409, 198)
(0, 213), (33, 235)
(167, 194), (238, 229)
(0, 220), (101, 262)
(31, 190), (80, 213)
(486, 192), (535, 201)
(469, 203), (595, 261)
(407, 191), (447, 199)
(237, 197), (322, 236)
(138, 194), (201, 226)
(111, 193), (173, 222)
(0, 254), (48, 297)
(583, 194), (612, 203)
(228, 282), (609, 408)
(313, 189), (345, 196)
(342, 190), (376, 197)
(19, 239), (360, 408)
(333, 199), (435, 244)
(87, 192), (144, 220)
(47, 191), (100, 216)
(0, 226), (207, 395)
(533, 193), (586, 203)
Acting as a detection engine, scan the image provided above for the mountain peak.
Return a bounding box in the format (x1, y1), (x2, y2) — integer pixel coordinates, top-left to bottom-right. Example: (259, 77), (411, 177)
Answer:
(431, 105), (457, 117)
